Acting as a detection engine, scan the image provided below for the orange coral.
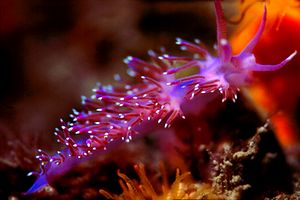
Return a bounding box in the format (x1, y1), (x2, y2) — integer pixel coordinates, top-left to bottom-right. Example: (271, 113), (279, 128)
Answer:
(99, 163), (223, 200)
(231, 0), (300, 146)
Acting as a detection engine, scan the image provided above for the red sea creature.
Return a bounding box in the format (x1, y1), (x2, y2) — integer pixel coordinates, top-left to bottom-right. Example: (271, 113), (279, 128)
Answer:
(25, 0), (296, 195)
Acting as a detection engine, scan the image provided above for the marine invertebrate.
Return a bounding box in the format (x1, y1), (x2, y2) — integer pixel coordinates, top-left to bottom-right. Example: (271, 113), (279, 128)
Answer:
(25, 0), (296, 195)
(100, 163), (223, 200)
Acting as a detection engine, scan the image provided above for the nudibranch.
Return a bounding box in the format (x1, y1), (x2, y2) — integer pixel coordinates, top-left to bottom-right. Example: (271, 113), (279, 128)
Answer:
(25, 0), (296, 195)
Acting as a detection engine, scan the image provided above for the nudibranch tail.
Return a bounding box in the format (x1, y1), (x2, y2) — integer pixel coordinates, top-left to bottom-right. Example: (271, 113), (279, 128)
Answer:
(24, 175), (48, 195)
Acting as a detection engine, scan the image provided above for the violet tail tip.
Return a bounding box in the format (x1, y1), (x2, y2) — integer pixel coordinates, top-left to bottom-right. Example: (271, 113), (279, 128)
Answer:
(23, 175), (49, 196)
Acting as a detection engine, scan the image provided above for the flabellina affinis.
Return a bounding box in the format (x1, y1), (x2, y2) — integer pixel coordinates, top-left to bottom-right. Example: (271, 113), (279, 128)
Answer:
(25, 0), (296, 195)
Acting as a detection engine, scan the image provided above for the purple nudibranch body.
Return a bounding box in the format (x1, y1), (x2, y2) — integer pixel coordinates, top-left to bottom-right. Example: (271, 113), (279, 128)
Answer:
(26, 0), (296, 195)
